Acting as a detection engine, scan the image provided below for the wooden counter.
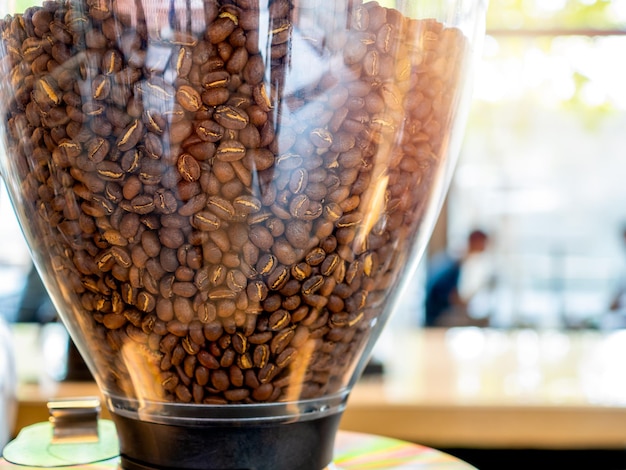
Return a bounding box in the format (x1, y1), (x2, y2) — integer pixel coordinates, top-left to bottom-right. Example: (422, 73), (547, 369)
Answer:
(11, 326), (626, 450)
(342, 327), (626, 449)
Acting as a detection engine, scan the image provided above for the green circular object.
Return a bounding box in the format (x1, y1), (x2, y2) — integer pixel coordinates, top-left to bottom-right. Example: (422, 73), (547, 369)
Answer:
(2, 420), (119, 467)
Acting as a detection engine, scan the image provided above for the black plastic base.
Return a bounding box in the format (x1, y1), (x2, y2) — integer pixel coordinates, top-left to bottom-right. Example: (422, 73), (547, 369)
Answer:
(111, 411), (342, 470)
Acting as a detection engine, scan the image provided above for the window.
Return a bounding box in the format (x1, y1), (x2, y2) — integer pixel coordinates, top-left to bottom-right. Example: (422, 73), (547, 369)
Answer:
(445, 0), (626, 328)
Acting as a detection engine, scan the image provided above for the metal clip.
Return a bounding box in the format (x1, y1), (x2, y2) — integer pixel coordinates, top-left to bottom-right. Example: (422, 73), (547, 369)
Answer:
(47, 397), (101, 444)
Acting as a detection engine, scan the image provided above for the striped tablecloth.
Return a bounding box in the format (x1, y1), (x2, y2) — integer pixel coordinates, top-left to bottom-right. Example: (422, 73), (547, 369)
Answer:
(1, 424), (476, 470)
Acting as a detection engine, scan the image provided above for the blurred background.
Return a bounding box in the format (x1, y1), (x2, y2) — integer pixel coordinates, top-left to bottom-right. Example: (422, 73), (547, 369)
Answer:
(3, 0), (626, 331)
(2, 0), (626, 468)
(393, 0), (626, 333)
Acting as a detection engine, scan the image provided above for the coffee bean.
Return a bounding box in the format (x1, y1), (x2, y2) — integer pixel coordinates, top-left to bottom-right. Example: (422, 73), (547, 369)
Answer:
(177, 153), (201, 182)
(173, 297), (194, 323)
(216, 139), (246, 162)
(2, 0), (467, 406)
(219, 344), (235, 366)
(276, 347), (296, 368)
(291, 262), (312, 282)
(207, 196), (235, 220)
(248, 225), (273, 251)
(272, 238), (298, 266)
(269, 309), (290, 331)
(194, 119), (223, 142)
(256, 362), (277, 385)
(169, 119), (193, 144)
(285, 220), (311, 249)
(176, 85), (202, 112)
(172, 282), (197, 298)
(227, 269), (247, 292)
(117, 119), (143, 152)
(191, 211), (221, 232)
(213, 104), (249, 130)
(231, 195), (260, 217)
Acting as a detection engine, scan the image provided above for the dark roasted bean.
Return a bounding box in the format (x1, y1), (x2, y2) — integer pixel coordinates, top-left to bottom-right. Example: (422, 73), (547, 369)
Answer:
(177, 153), (201, 182)
(1, 1), (467, 407)
(176, 85), (202, 112)
(213, 105), (249, 130)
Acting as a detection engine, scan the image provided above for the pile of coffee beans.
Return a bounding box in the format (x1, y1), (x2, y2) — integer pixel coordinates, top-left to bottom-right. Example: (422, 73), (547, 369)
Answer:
(0, 0), (467, 404)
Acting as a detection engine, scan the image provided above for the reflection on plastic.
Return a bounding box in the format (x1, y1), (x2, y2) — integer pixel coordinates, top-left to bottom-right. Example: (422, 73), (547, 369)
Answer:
(0, 317), (16, 451)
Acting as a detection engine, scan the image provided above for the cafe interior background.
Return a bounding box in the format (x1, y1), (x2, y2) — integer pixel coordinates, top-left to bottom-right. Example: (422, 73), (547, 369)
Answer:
(2, 0), (626, 468)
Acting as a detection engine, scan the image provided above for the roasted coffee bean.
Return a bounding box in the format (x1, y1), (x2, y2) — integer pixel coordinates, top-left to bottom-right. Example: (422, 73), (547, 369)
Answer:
(172, 282), (197, 298)
(267, 265), (290, 292)
(249, 225), (273, 251)
(191, 211), (221, 232)
(169, 120), (193, 144)
(272, 238), (298, 265)
(207, 196), (235, 220)
(257, 363), (278, 385)
(226, 269), (247, 292)
(166, 321), (188, 338)
(291, 262), (311, 281)
(195, 366), (209, 386)
(276, 347), (296, 368)
(213, 105), (249, 130)
(177, 153), (201, 182)
(194, 120), (223, 142)
(285, 220), (311, 249)
(216, 139), (246, 162)
(1, 0), (466, 406)
(117, 119), (143, 152)
(231, 331), (248, 354)
(173, 297), (194, 323)
(201, 87), (230, 106)
(254, 254), (275, 277)
(268, 309), (290, 331)
(176, 85), (202, 112)
(250, 382), (272, 401)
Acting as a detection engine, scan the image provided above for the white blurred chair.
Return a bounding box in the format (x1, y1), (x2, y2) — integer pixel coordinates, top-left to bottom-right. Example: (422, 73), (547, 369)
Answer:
(0, 316), (16, 451)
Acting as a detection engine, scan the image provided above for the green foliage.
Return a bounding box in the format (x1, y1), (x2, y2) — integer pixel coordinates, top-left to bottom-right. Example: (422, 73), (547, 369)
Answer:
(482, 0), (624, 121)
(487, 0), (620, 30)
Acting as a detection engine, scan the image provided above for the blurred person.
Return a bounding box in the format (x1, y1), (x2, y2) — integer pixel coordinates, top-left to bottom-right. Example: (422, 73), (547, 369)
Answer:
(601, 226), (626, 329)
(610, 227), (626, 308)
(0, 314), (16, 451)
(14, 265), (92, 380)
(16, 264), (56, 324)
(424, 229), (493, 327)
